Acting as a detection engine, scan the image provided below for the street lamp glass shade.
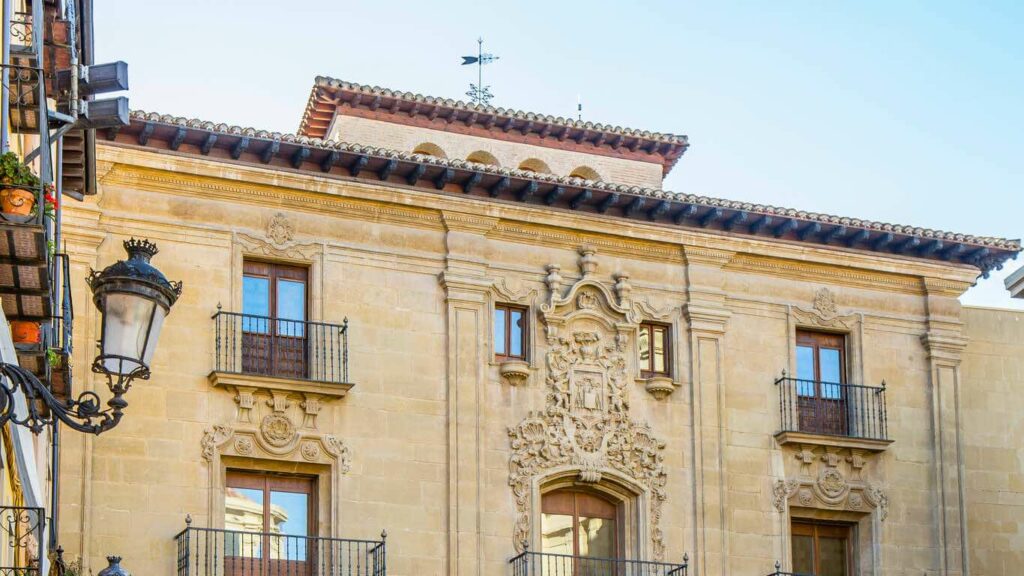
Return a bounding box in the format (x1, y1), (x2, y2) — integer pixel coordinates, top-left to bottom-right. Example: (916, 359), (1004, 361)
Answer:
(88, 239), (182, 378)
(99, 292), (167, 375)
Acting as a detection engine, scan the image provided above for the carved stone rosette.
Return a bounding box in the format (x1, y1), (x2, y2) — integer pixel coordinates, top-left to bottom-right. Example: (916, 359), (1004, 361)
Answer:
(508, 248), (669, 560)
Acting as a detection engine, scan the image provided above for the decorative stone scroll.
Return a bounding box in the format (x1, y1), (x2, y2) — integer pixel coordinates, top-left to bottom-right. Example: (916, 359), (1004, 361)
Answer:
(773, 444), (887, 521)
(509, 246), (669, 560)
(792, 287), (857, 330)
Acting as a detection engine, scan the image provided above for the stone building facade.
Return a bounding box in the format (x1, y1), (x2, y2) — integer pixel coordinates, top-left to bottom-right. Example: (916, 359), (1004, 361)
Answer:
(55, 79), (1022, 576)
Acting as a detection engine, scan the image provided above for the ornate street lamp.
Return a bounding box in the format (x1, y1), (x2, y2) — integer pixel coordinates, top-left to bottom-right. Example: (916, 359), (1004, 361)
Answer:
(0, 238), (181, 434)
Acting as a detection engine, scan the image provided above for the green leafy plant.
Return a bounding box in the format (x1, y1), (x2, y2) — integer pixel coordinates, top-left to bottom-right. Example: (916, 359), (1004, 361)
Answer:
(0, 151), (40, 189)
(46, 348), (60, 368)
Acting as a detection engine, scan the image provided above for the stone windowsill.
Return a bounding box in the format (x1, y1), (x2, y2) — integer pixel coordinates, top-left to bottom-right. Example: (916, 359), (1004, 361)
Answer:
(208, 371), (354, 399)
(774, 430), (893, 453)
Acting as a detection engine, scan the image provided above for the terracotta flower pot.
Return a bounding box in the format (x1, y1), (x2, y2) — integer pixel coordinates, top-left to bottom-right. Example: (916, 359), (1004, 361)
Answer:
(0, 187), (36, 215)
(10, 320), (40, 344)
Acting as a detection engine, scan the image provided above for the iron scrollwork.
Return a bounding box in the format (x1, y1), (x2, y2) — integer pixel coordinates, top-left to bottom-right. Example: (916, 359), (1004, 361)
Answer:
(0, 362), (146, 435)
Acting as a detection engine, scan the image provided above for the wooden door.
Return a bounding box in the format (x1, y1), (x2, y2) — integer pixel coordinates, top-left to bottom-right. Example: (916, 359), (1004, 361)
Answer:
(795, 330), (848, 435)
(224, 471), (317, 576)
(242, 261), (308, 380)
(791, 521), (853, 576)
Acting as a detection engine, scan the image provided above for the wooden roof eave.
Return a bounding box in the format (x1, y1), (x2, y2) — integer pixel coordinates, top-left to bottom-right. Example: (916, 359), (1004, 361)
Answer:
(107, 118), (1021, 278)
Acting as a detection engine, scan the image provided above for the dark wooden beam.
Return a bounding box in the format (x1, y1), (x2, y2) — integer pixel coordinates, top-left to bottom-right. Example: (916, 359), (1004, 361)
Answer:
(627, 138), (641, 152)
(545, 186), (565, 206)
(407, 103), (420, 118)
(892, 236), (921, 254)
(200, 133), (218, 155)
(845, 228), (870, 247)
(918, 239), (943, 257)
(377, 159), (397, 181)
(773, 219), (799, 238)
(597, 193), (620, 214)
(462, 172), (482, 193)
(434, 168), (454, 190)
(290, 147), (310, 168)
(623, 196), (646, 217)
(558, 126), (570, 142)
(104, 126), (120, 141)
(464, 112), (478, 127)
(723, 211), (748, 231)
(169, 127), (187, 151)
(748, 215), (773, 234)
(872, 232), (893, 251)
(137, 122), (154, 146)
(611, 135), (624, 150)
(502, 118), (516, 133)
(489, 176), (510, 197)
(428, 106), (441, 121)
(539, 124), (552, 138)
(349, 93), (363, 108)
(966, 247), (990, 264)
(519, 121), (533, 136)
(646, 141), (660, 154)
(388, 98), (401, 114)
(406, 164), (426, 185)
(260, 141), (280, 164)
(939, 243), (965, 261)
(231, 137), (250, 160)
(319, 151), (339, 173)
(797, 222), (821, 241)
(699, 208), (723, 228)
(647, 200), (670, 221)
(516, 181), (538, 202)
(574, 130), (587, 144)
(484, 115), (497, 130)
(569, 189), (592, 210)
(673, 204), (697, 225)
(446, 109), (460, 124)
(369, 95), (382, 111)
(593, 133), (606, 148)
(822, 225), (846, 244)
(349, 154), (369, 177)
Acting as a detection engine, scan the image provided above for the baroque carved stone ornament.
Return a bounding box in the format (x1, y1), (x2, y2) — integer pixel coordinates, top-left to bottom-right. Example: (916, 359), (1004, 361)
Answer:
(774, 445), (888, 520)
(510, 248), (669, 559)
(266, 212), (295, 245)
(261, 413), (297, 447)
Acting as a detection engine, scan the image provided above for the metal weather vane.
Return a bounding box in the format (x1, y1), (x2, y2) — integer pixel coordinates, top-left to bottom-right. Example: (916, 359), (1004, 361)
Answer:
(462, 37), (499, 105)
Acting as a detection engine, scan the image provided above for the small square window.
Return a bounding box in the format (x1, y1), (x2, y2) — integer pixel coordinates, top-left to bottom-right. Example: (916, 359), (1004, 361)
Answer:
(494, 304), (528, 361)
(638, 322), (671, 377)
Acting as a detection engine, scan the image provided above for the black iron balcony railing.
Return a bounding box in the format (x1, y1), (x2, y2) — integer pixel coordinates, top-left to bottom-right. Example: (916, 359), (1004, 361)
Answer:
(0, 506), (45, 576)
(213, 310), (349, 384)
(175, 526), (386, 576)
(775, 376), (888, 441)
(509, 550), (688, 576)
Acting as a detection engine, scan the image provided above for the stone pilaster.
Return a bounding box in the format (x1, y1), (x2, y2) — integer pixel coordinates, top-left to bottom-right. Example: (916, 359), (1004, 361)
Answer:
(683, 247), (733, 576)
(438, 211), (496, 576)
(921, 277), (973, 576)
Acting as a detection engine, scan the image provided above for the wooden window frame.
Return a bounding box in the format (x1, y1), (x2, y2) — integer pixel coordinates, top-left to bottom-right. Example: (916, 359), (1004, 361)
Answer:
(796, 330), (847, 388)
(541, 489), (620, 560)
(791, 520), (855, 575)
(638, 322), (672, 378)
(494, 303), (529, 362)
(243, 260), (310, 325)
(225, 470), (318, 537)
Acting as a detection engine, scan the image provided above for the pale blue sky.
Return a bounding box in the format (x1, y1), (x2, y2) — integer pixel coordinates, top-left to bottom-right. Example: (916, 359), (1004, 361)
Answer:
(95, 1), (1022, 308)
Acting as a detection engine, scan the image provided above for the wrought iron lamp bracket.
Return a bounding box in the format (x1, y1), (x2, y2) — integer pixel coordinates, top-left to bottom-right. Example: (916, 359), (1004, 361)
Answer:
(0, 361), (146, 435)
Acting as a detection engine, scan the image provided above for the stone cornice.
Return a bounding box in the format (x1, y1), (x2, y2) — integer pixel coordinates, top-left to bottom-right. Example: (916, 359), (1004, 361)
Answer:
(94, 145), (992, 295)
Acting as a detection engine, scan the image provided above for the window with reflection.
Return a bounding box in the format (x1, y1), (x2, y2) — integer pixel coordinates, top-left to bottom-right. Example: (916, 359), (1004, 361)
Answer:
(494, 304), (528, 361)
(225, 471), (315, 568)
(242, 261), (308, 379)
(638, 322), (670, 377)
(541, 490), (618, 561)
(795, 330), (848, 435)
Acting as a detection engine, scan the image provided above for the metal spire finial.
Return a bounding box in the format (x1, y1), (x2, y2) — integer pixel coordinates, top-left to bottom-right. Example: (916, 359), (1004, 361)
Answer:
(461, 37), (500, 105)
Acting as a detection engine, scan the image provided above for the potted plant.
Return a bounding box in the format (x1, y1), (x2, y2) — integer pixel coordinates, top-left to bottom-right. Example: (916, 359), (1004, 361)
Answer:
(0, 151), (40, 216)
(9, 320), (40, 344)
(47, 348), (70, 402)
